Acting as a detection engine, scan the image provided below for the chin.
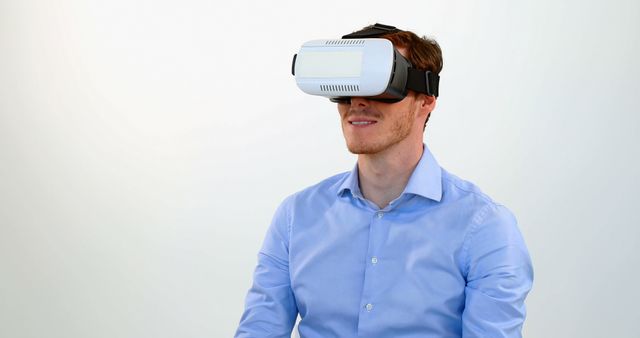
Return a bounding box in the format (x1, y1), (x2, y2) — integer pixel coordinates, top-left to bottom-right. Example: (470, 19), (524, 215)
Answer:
(346, 140), (386, 155)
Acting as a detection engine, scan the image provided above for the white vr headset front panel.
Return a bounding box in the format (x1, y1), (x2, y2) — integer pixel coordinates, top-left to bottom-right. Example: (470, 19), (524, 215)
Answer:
(294, 39), (395, 97)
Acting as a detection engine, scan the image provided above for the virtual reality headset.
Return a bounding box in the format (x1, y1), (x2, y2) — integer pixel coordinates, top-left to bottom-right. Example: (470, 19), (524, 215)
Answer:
(291, 23), (440, 103)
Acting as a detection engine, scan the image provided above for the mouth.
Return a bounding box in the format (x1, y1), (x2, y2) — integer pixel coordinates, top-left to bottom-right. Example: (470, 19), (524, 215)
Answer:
(348, 119), (378, 127)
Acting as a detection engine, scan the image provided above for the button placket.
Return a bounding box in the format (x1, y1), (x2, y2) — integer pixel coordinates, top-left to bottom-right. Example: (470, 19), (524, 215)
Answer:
(361, 208), (389, 317)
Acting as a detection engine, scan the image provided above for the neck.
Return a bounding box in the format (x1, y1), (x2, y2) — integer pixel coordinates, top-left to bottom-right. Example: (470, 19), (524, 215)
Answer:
(357, 140), (424, 209)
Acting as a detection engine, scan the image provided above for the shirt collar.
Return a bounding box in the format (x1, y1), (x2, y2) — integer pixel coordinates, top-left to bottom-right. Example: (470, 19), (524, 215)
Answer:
(337, 163), (364, 199)
(337, 143), (442, 202)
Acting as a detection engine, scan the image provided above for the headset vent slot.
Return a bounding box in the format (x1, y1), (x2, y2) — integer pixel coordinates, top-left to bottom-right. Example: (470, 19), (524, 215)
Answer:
(325, 39), (365, 45)
(319, 84), (360, 92)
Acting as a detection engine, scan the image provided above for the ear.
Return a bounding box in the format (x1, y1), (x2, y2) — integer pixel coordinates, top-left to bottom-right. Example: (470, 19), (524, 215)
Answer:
(415, 93), (436, 117)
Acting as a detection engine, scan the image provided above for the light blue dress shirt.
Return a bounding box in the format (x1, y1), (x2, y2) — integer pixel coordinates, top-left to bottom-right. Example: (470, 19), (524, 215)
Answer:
(235, 144), (533, 338)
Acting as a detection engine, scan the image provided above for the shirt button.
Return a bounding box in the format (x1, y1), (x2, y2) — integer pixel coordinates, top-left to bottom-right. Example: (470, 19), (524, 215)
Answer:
(365, 303), (373, 311)
(371, 257), (378, 264)
(376, 211), (384, 219)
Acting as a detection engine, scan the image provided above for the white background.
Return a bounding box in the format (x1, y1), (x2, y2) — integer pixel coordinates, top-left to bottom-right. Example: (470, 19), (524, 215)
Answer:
(1, 0), (639, 337)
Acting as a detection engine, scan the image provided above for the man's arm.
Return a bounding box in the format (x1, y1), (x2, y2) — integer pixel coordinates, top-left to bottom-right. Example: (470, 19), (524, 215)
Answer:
(235, 198), (298, 338)
(462, 203), (534, 338)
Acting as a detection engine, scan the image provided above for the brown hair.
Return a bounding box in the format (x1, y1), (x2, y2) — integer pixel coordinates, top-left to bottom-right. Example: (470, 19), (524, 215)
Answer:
(382, 30), (443, 128)
(381, 31), (443, 75)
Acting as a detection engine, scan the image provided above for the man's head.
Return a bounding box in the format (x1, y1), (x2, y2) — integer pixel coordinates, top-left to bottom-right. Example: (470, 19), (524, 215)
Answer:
(338, 25), (443, 155)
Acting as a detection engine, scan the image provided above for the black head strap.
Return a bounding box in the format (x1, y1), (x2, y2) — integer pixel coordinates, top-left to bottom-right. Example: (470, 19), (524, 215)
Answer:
(407, 69), (440, 97)
(342, 23), (401, 39)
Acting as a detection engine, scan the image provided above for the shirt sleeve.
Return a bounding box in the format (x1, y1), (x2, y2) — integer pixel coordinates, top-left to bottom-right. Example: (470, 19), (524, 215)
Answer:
(235, 197), (299, 338)
(461, 203), (534, 338)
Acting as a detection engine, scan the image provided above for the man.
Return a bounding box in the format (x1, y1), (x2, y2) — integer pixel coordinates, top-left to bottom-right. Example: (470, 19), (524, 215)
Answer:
(235, 23), (533, 338)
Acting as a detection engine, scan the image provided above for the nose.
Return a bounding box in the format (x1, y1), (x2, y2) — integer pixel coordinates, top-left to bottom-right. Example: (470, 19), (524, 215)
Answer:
(350, 97), (370, 107)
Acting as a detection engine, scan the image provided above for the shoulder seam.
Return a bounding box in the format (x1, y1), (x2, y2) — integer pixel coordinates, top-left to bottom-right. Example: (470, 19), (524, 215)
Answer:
(441, 174), (496, 206)
(295, 170), (351, 197)
(461, 203), (494, 275)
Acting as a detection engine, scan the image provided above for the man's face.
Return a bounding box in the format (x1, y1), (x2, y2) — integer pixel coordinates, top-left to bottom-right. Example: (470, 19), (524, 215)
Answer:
(337, 46), (435, 155)
(337, 46), (433, 155)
